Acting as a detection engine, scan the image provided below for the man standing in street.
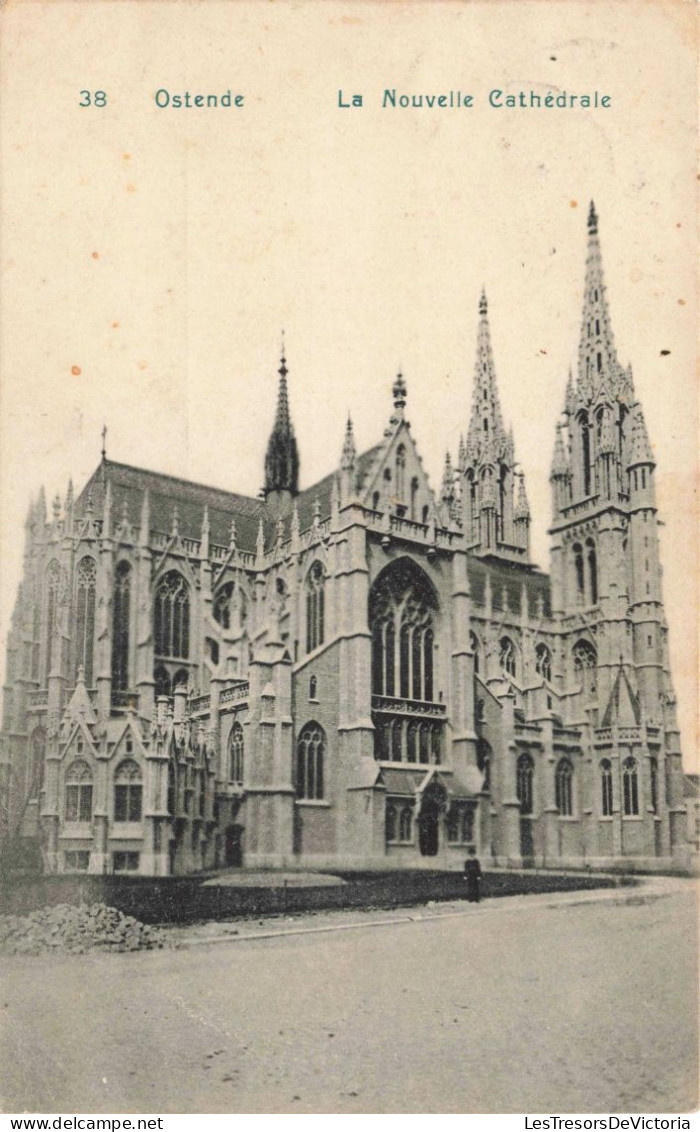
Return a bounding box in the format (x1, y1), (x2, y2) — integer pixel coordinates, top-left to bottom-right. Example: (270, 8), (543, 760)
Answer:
(464, 847), (482, 903)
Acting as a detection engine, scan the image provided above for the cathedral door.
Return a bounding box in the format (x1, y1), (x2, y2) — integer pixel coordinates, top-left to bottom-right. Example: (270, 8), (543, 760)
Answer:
(418, 799), (440, 857)
(225, 824), (244, 867)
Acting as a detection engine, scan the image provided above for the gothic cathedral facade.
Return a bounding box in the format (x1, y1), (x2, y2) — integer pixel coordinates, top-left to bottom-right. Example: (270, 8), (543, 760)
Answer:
(0, 206), (692, 875)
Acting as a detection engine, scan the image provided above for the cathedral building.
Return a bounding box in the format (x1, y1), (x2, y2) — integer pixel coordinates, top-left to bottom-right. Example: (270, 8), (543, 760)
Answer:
(0, 205), (691, 875)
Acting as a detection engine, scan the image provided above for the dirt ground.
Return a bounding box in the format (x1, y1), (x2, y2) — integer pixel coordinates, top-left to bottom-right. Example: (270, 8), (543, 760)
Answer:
(1, 877), (697, 1114)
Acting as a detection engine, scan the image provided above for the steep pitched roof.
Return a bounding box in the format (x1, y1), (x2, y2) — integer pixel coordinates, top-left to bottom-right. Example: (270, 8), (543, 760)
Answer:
(601, 665), (641, 728)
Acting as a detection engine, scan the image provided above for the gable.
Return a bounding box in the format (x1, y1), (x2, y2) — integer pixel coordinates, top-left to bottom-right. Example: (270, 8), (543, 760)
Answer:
(360, 421), (436, 520)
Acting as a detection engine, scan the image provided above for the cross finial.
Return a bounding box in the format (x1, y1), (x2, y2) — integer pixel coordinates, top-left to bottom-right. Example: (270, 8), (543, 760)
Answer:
(101, 424), (107, 461)
(279, 329), (287, 379)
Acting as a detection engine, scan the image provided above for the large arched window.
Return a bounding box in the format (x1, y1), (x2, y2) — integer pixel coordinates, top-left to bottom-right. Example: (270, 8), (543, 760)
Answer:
(154, 570), (190, 659)
(111, 561), (131, 692)
(229, 721), (244, 785)
(65, 760), (93, 823)
(586, 538), (598, 605)
(45, 560), (61, 677)
(600, 759), (614, 816)
(535, 642), (552, 682)
(555, 759), (573, 816)
(296, 722), (325, 800)
(499, 636), (517, 678)
(622, 756), (639, 816)
(516, 753), (534, 815)
(28, 727), (46, 798)
(74, 557), (97, 686)
(114, 759), (142, 822)
(306, 561), (326, 653)
(369, 560), (437, 703)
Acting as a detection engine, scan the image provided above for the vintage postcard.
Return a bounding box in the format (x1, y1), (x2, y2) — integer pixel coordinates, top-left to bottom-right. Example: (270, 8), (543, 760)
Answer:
(0, 0), (697, 1118)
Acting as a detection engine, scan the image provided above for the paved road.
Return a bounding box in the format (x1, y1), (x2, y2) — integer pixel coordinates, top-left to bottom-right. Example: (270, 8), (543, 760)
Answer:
(1, 880), (697, 1114)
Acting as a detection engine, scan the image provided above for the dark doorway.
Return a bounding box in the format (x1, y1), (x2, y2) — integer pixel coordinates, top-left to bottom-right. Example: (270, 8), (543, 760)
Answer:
(225, 824), (244, 867)
(519, 818), (534, 867)
(418, 800), (440, 857)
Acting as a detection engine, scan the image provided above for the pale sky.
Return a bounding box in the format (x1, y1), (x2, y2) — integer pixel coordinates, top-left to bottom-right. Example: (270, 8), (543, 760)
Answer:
(1, 1), (696, 766)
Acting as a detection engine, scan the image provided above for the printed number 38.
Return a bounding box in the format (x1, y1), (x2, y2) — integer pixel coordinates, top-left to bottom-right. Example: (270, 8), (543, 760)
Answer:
(79, 91), (107, 107)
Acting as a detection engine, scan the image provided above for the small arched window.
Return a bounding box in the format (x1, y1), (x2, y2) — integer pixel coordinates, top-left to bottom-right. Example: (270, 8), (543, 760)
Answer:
(586, 538), (598, 605)
(155, 570), (190, 659)
(296, 722), (325, 800)
(499, 636), (517, 678)
(555, 759), (573, 816)
(306, 561), (326, 653)
(309, 675), (318, 700)
(74, 557), (97, 685)
(112, 561), (131, 693)
(229, 721), (244, 785)
(469, 631), (480, 675)
(114, 759), (142, 822)
(213, 581), (235, 630)
(516, 753), (534, 815)
(535, 643), (552, 683)
(65, 760), (93, 823)
(477, 738), (491, 792)
(600, 759), (614, 816)
(623, 756), (639, 816)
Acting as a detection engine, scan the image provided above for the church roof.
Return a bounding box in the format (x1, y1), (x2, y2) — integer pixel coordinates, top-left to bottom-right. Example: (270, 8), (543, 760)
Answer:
(76, 446), (383, 555)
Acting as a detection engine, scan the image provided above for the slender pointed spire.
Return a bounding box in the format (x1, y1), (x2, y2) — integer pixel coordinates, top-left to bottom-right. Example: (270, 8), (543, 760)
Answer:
(256, 517), (265, 564)
(171, 505), (179, 539)
(264, 339), (299, 499)
(577, 202), (623, 399)
(466, 289), (506, 461)
(440, 451), (455, 504)
(229, 517), (237, 553)
(341, 414), (357, 471)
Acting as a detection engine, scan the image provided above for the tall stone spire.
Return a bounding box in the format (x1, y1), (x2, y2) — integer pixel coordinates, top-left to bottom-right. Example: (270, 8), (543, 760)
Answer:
(460, 290), (530, 563)
(576, 201), (623, 400)
(466, 289), (507, 463)
(263, 339), (300, 513)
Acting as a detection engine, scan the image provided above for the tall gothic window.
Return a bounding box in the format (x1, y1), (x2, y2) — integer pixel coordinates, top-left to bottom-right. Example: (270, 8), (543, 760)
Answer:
(516, 753), (534, 815)
(45, 560), (61, 678)
(65, 760), (93, 822)
(555, 759), (573, 816)
(499, 636), (517, 679)
(111, 561), (131, 692)
(306, 561), (325, 653)
(370, 560), (437, 702)
(600, 759), (614, 816)
(579, 412), (592, 496)
(573, 543), (585, 602)
(28, 727), (46, 798)
(396, 444), (406, 499)
(573, 639), (597, 698)
(586, 538), (598, 605)
(477, 737), (491, 792)
(114, 759), (142, 822)
(155, 571), (190, 659)
(622, 757), (639, 816)
(296, 722), (325, 800)
(535, 642), (552, 682)
(74, 557), (97, 686)
(229, 721), (244, 785)
(213, 581), (234, 630)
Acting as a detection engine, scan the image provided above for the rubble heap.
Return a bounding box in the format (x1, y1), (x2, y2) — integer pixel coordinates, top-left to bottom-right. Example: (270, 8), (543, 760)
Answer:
(0, 903), (170, 955)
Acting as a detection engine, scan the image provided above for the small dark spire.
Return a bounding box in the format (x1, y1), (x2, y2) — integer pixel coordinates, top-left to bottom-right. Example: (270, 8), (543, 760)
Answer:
(264, 340), (299, 498)
(479, 287), (488, 317)
(588, 200), (598, 235)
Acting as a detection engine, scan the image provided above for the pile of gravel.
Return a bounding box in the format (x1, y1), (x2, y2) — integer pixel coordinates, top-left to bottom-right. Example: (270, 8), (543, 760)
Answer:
(0, 903), (170, 955)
